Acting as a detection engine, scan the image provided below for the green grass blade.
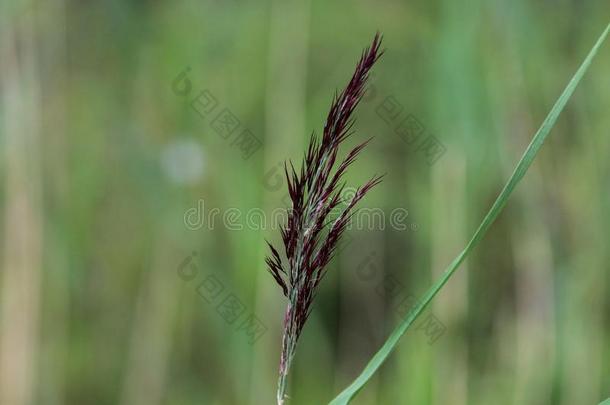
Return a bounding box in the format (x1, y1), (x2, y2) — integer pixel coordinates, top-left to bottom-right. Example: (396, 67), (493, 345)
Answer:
(599, 399), (610, 405)
(329, 22), (610, 405)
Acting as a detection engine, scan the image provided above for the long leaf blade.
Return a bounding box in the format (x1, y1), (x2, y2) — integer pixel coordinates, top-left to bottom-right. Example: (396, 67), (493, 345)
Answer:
(329, 22), (610, 405)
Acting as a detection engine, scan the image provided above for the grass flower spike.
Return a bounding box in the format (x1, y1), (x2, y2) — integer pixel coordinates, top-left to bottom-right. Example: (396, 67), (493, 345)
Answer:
(266, 33), (383, 404)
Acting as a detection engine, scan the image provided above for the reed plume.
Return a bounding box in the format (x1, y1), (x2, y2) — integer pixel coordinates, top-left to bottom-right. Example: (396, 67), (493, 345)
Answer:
(266, 33), (383, 404)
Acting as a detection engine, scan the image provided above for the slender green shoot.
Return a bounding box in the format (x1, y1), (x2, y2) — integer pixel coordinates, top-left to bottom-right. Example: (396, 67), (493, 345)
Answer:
(329, 22), (610, 405)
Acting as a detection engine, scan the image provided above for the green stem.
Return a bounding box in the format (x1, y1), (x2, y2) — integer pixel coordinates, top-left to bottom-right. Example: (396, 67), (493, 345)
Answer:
(329, 22), (610, 405)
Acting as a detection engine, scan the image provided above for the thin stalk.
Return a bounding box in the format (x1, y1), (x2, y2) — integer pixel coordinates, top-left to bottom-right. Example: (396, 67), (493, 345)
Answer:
(276, 302), (297, 404)
(329, 22), (610, 405)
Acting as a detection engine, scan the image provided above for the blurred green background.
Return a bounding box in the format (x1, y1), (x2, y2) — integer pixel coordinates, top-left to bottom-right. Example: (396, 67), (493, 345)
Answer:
(1, 1), (610, 404)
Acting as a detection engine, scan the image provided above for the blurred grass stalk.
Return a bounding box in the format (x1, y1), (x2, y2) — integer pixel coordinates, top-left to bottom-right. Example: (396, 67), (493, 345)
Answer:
(329, 22), (610, 405)
(0, 8), (44, 405)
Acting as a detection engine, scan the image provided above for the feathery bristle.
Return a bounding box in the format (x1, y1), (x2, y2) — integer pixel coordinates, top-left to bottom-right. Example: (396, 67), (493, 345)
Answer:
(268, 33), (384, 405)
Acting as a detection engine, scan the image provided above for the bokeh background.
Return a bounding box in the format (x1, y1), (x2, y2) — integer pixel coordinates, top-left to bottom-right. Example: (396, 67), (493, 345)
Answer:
(1, 1), (610, 404)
